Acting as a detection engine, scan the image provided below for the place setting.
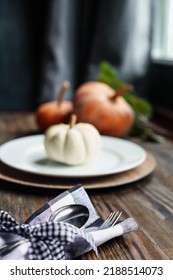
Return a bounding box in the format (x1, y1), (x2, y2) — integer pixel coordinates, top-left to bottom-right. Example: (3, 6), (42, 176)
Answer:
(0, 113), (156, 259)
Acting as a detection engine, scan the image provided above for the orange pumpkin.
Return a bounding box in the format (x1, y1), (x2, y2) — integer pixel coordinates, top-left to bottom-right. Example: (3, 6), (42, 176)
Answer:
(73, 81), (135, 137)
(36, 81), (73, 130)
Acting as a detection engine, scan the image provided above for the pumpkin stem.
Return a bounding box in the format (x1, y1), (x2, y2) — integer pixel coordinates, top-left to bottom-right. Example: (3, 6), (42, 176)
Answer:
(69, 114), (77, 128)
(57, 80), (70, 105)
(110, 84), (134, 102)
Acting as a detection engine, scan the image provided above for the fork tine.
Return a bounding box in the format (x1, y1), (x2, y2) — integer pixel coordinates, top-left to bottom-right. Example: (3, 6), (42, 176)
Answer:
(99, 211), (121, 230)
(99, 212), (113, 229)
(104, 212), (113, 224)
(108, 211), (119, 223)
(111, 211), (122, 227)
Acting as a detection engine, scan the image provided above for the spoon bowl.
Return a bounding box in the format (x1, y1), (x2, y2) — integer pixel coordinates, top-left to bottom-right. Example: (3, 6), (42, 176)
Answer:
(50, 204), (89, 228)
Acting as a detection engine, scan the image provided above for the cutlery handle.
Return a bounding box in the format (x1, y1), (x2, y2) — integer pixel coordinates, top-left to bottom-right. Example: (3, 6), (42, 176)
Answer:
(90, 224), (123, 246)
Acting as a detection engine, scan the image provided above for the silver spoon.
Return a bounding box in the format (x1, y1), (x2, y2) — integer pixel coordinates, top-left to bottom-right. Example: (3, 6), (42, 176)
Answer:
(50, 204), (89, 228)
(0, 204), (89, 258)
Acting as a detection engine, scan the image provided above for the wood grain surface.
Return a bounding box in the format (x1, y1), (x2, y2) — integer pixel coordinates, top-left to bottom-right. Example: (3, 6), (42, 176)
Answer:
(0, 112), (173, 260)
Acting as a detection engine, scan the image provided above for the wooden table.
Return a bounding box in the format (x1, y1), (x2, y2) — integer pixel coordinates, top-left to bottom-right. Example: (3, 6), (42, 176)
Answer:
(0, 112), (173, 260)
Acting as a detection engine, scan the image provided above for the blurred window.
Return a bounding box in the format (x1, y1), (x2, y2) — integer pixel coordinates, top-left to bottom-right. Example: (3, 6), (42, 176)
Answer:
(152, 0), (173, 63)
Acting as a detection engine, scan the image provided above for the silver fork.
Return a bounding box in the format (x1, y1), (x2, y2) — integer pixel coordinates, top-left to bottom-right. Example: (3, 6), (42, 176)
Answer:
(99, 211), (122, 230)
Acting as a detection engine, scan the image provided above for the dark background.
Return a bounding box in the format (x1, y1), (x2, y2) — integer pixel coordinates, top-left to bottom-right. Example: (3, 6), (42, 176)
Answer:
(0, 0), (173, 112)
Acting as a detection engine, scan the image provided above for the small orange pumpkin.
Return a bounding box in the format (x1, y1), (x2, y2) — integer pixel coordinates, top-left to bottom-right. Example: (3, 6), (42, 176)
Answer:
(36, 81), (73, 131)
(73, 81), (135, 137)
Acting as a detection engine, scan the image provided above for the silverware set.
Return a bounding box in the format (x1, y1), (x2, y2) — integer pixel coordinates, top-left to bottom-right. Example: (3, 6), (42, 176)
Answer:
(0, 207), (122, 258)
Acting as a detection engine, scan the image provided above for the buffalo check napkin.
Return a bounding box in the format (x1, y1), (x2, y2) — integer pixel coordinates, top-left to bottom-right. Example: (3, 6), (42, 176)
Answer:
(0, 184), (138, 260)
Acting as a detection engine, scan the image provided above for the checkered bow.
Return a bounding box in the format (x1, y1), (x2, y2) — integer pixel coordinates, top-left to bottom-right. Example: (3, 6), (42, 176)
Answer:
(0, 210), (97, 260)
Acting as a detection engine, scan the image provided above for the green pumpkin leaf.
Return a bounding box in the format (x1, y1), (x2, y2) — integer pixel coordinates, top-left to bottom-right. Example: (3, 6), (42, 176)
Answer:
(124, 93), (152, 119)
(97, 61), (125, 89)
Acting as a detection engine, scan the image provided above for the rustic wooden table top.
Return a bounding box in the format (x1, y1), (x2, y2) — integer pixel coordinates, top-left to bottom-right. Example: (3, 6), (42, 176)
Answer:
(0, 112), (173, 260)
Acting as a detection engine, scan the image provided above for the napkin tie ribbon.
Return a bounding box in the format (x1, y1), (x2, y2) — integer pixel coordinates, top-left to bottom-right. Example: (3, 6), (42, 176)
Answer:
(0, 211), (97, 259)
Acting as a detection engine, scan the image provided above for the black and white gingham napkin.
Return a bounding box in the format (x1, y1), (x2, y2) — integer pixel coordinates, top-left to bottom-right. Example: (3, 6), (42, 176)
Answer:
(0, 184), (138, 260)
(0, 184), (101, 259)
(0, 209), (97, 260)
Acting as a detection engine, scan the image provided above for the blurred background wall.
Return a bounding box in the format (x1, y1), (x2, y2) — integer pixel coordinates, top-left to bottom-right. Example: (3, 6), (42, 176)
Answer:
(0, 0), (173, 111)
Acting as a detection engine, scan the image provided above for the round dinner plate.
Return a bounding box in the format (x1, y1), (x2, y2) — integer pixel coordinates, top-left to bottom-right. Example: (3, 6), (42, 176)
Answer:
(0, 135), (146, 178)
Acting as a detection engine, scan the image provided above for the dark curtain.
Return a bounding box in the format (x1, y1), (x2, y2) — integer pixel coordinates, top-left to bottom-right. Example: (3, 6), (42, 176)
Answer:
(0, 0), (153, 110)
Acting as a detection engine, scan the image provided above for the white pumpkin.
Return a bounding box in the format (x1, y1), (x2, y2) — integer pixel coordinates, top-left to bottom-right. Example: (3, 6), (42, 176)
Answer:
(44, 114), (101, 165)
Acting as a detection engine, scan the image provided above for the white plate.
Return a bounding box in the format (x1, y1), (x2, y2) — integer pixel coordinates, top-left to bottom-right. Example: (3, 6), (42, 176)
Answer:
(0, 135), (146, 178)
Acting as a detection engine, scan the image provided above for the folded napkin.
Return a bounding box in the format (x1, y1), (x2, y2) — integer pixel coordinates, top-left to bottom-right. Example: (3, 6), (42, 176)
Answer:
(0, 184), (138, 260)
